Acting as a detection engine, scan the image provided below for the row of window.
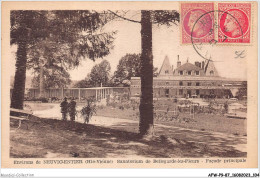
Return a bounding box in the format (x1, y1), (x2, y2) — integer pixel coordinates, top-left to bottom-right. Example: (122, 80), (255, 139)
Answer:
(132, 81), (240, 86)
(179, 70), (200, 76)
(179, 82), (200, 86)
(163, 82), (222, 86)
(179, 89), (200, 95)
(178, 70), (215, 76)
(178, 89), (200, 95)
(164, 82), (201, 86)
(132, 82), (201, 87)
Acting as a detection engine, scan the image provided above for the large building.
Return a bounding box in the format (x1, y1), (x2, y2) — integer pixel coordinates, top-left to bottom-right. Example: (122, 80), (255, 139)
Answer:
(130, 56), (246, 99)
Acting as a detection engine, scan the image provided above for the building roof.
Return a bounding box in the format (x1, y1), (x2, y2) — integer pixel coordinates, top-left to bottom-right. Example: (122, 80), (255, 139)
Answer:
(176, 62), (203, 71)
(131, 76), (246, 82)
(158, 56), (173, 76)
(204, 60), (219, 77)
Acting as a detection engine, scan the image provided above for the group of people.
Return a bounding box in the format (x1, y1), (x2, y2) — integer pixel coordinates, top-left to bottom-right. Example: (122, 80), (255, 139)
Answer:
(60, 97), (77, 121)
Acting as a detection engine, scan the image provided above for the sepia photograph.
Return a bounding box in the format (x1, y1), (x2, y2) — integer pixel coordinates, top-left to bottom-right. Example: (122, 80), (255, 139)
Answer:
(1, 1), (258, 170)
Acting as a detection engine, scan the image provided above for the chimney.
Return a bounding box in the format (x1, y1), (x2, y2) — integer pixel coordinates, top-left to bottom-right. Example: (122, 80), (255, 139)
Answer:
(177, 55), (181, 67)
(202, 61), (205, 70)
(195, 61), (201, 68)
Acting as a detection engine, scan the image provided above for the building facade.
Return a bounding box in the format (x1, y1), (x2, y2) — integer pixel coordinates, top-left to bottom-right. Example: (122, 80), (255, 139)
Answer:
(130, 56), (246, 99)
(11, 87), (129, 102)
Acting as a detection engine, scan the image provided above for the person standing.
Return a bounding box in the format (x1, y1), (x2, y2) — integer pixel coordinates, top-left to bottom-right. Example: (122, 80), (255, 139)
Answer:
(68, 98), (77, 121)
(60, 97), (68, 121)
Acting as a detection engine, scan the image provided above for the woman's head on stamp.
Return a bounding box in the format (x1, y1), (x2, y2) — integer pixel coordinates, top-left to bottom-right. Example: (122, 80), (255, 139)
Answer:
(184, 9), (212, 38)
(187, 10), (202, 32)
(221, 9), (249, 38)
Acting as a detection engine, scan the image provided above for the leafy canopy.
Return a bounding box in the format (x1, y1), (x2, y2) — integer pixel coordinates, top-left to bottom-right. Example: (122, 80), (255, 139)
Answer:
(89, 60), (111, 87)
(11, 10), (116, 88)
(113, 53), (159, 86)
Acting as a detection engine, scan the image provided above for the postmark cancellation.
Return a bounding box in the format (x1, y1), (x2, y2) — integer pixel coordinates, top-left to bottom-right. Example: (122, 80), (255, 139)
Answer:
(181, 2), (252, 44)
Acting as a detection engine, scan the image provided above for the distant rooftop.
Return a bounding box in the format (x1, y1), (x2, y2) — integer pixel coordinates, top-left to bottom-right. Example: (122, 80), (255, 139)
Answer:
(176, 62), (203, 71)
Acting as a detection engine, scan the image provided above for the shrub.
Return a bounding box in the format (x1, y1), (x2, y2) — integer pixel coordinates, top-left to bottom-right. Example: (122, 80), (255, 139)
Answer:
(36, 97), (48, 103)
(80, 97), (97, 124)
(124, 103), (131, 109)
(98, 105), (104, 109)
(109, 102), (117, 108)
(224, 102), (229, 113)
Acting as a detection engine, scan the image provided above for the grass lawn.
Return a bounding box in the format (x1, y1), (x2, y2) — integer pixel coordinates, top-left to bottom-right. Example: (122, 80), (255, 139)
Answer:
(10, 116), (246, 158)
(24, 100), (246, 136)
(95, 106), (246, 136)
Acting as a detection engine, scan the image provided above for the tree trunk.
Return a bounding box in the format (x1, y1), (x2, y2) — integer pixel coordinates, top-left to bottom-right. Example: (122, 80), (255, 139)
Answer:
(39, 62), (44, 97)
(11, 39), (27, 109)
(139, 11), (154, 136)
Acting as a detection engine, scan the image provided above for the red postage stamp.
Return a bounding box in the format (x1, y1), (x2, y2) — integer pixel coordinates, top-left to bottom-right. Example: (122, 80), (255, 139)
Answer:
(181, 2), (214, 44)
(218, 3), (251, 43)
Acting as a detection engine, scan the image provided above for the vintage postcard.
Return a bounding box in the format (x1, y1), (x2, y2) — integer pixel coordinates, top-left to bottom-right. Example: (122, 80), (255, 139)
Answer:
(1, 1), (258, 171)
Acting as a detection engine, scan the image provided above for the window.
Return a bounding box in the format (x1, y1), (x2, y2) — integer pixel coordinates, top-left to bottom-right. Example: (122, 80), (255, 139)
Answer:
(196, 71), (200, 75)
(179, 81), (183, 86)
(188, 82), (192, 86)
(188, 71), (192, 75)
(179, 71), (183, 75)
(165, 89), (169, 97)
(196, 82), (200, 86)
(210, 70), (214, 76)
(179, 89), (183, 95)
(165, 70), (169, 74)
(196, 90), (200, 95)
(166, 82), (169, 85)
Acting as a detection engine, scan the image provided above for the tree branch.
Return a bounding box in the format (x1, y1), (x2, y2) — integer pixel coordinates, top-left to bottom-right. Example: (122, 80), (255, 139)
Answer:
(108, 10), (141, 23)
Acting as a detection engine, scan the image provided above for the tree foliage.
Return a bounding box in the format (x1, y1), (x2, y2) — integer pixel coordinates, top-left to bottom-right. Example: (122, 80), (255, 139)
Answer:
(31, 67), (71, 89)
(11, 11), (49, 46)
(89, 60), (111, 87)
(10, 10), (116, 108)
(73, 75), (92, 88)
(236, 81), (247, 100)
(27, 11), (115, 89)
(151, 10), (180, 26)
(113, 53), (159, 86)
(74, 60), (112, 88)
(113, 53), (141, 84)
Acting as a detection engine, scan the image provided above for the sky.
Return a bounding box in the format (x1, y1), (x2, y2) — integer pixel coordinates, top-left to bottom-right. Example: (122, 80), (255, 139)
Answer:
(10, 11), (247, 81)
